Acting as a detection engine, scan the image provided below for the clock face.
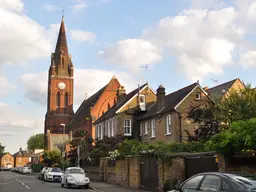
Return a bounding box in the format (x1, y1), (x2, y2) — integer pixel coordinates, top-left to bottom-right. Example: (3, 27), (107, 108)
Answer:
(58, 82), (66, 90)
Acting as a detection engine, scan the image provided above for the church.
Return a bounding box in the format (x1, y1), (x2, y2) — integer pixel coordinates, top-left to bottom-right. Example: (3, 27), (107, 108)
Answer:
(44, 17), (121, 150)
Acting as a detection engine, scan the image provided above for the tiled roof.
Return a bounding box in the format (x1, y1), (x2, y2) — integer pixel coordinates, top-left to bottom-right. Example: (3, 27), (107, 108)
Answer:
(206, 78), (238, 98)
(94, 83), (148, 124)
(69, 85), (107, 127)
(139, 83), (198, 120)
(13, 150), (32, 157)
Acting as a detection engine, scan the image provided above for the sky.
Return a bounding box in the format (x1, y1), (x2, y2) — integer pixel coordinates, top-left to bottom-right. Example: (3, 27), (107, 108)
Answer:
(1, 0), (256, 153)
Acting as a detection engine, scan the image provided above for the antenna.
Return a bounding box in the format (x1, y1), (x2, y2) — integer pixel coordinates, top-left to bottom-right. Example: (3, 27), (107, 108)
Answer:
(139, 64), (148, 85)
(62, 10), (64, 21)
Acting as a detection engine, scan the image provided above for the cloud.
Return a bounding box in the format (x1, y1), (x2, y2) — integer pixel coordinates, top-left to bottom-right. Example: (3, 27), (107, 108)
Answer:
(70, 30), (96, 43)
(1, 0), (24, 13)
(0, 103), (44, 153)
(99, 39), (162, 72)
(240, 50), (256, 69)
(0, 75), (16, 98)
(72, 0), (87, 13)
(20, 69), (138, 107)
(0, 0), (53, 66)
(44, 3), (60, 11)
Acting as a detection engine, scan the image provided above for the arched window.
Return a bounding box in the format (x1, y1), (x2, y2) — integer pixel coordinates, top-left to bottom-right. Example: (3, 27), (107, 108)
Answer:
(61, 56), (65, 67)
(64, 92), (68, 107)
(108, 103), (110, 109)
(56, 92), (60, 108)
(114, 99), (117, 105)
(102, 111), (104, 116)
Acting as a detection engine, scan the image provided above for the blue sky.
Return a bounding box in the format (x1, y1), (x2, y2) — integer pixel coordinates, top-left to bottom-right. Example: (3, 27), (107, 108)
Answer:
(1, 0), (256, 153)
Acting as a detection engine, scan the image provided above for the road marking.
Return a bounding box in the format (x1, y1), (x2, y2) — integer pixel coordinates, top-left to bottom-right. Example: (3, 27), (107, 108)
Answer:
(91, 187), (104, 192)
(0, 183), (8, 185)
(13, 176), (31, 190)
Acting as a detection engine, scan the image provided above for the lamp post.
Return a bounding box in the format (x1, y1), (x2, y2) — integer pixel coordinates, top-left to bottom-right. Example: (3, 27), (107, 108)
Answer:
(60, 123), (66, 171)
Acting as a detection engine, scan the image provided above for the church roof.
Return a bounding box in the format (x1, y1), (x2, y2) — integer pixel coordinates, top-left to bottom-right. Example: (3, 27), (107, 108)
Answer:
(68, 85), (107, 128)
(55, 16), (69, 57)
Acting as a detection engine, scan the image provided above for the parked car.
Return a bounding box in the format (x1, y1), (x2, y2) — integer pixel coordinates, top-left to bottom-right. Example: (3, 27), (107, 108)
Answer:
(61, 167), (90, 189)
(44, 167), (63, 182)
(38, 167), (48, 180)
(20, 167), (32, 174)
(169, 172), (256, 192)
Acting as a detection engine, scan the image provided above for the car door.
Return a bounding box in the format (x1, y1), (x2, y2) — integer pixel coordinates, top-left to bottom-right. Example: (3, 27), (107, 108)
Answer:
(181, 175), (204, 192)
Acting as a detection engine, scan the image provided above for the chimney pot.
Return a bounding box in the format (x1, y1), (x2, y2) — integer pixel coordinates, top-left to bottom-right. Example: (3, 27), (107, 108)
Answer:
(156, 85), (166, 112)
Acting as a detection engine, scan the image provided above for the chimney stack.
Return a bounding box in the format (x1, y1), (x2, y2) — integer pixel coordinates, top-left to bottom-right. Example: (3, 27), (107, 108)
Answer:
(117, 86), (126, 102)
(156, 85), (165, 112)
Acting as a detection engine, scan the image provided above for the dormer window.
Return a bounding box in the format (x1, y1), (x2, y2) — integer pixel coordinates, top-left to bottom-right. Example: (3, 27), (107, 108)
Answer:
(196, 92), (201, 100)
(139, 95), (146, 110)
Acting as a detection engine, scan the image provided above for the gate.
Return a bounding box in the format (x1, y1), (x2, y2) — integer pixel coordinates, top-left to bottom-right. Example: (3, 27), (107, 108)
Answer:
(185, 155), (218, 179)
(140, 158), (159, 191)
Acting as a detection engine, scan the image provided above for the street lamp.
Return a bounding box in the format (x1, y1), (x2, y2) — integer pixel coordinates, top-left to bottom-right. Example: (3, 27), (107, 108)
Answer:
(60, 123), (66, 171)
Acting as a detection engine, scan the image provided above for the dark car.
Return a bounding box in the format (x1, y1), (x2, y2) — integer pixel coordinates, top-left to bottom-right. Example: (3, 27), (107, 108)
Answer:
(172, 172), (256, 192)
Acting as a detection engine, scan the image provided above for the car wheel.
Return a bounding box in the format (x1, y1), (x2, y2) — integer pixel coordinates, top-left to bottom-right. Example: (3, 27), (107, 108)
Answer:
(84, 184), (89, 189)
(66, 180), (70, 188)
(61, 183), (64, 187)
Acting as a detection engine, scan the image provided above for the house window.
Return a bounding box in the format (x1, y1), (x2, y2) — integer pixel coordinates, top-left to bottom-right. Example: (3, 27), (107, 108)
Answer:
(139, 95), (145, 104)
(111, 118), (114, 137)
(196, 92), (201, 100)
(100, 123), (104, 140)
(165, 115), (171, 135)
(56, 92), (60, 108)
(144, 122), (148, 135)
(140, 123), (143, 136)
(107, 120), (111, 137)
(151, 119), (156, 138)
(124, 119), (132, 136)
(18, 158), (21, 163)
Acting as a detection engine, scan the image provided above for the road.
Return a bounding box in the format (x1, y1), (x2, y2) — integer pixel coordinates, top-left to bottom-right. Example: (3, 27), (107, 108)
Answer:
(0, 171), (95, 192)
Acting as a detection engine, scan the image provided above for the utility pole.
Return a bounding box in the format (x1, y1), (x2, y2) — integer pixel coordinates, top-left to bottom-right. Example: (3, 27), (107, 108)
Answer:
(60, 123), (66, 171)
(77, 145), (80, 167)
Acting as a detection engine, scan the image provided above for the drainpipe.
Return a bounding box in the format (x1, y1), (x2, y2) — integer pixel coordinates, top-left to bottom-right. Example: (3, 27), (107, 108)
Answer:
(177, 111), (182, 142)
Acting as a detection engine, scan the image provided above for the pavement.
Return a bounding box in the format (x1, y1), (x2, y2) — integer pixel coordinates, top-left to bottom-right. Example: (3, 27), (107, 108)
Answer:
(0, 171), (150, 192)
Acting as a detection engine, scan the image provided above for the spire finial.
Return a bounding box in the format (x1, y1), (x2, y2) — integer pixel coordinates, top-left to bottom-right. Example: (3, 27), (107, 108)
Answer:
(62, 10), (64, 21)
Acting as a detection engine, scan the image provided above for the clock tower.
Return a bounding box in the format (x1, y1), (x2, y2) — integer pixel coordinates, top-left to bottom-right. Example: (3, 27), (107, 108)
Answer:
(44, 16), (74, 148)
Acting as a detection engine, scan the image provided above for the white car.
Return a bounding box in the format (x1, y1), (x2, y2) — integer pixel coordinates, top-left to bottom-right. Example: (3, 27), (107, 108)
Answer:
(61, 167), (90, 189)
(44, 167), (63, 182)
(20, 167), (32, 174)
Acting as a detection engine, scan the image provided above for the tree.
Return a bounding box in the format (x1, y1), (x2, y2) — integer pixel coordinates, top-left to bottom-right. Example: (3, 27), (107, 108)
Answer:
(205, 118), (256, 155)
(42, 149), (61, 167)
(187, 84), (256, 141)
(27, 133), (44, 151)
(0, 143), (5, 155)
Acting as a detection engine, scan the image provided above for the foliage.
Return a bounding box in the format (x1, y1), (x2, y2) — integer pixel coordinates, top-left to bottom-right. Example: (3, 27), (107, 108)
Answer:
(108, 140), (206, 159)
(205, 118), (256, 155)
(42, 149), (61, 167)
(0, 143), (5, 155)
(68, 130), (93, 165)
(188, 84), (256, 141)
(109, 150), (120, 160)
(27, 133), (44, 151)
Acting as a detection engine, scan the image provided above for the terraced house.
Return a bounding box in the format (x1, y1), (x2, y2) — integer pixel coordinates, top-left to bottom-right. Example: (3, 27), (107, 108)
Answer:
(139, 82), (213, 143)
(13, 149), (32, 167)
(94, 83), (156, 140)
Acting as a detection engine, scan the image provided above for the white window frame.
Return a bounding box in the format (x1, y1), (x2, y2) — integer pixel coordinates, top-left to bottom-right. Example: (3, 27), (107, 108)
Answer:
(100, 122), (104, 140)
(151, 119), (156, 138)
(144, 122), (148, 135)
(196, 92), (201, 100)
(165, 115), (171, 135)
(139, 95), (145, 104)
(140, 123), (143, 136)
(107, 120), (110, 137)
(124, 119), (132, 136)
(111, 118), (114, 137)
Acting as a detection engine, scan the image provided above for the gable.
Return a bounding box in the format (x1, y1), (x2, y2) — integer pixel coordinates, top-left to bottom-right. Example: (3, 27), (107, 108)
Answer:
(116, 84), (156, 113)
(175, 84), (213, 110)
(175, 85), (212, 112)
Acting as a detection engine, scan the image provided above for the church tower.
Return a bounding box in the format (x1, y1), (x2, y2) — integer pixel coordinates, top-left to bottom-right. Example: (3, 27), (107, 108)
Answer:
(44, 16), (74, 148)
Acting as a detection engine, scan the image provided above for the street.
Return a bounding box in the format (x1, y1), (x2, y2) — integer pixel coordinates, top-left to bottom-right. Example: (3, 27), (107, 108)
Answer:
(0, 171), (94, 192)
(0, 171), (149, 192)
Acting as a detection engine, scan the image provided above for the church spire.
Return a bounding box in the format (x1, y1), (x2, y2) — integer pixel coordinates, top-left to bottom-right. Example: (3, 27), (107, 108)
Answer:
(55, 13), (69, 57)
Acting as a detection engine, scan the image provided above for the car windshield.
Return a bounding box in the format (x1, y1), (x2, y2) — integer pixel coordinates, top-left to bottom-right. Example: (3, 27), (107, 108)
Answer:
(226, 174), (256, 189)
(69, 169), (84, 174)
(50, 168), (62, 172)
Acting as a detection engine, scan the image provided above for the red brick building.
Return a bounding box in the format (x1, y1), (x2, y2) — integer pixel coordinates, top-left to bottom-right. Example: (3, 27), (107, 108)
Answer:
(68, 76), (121, 139)
(0, 153), (14, 168)
(44, 16), (74, 149)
